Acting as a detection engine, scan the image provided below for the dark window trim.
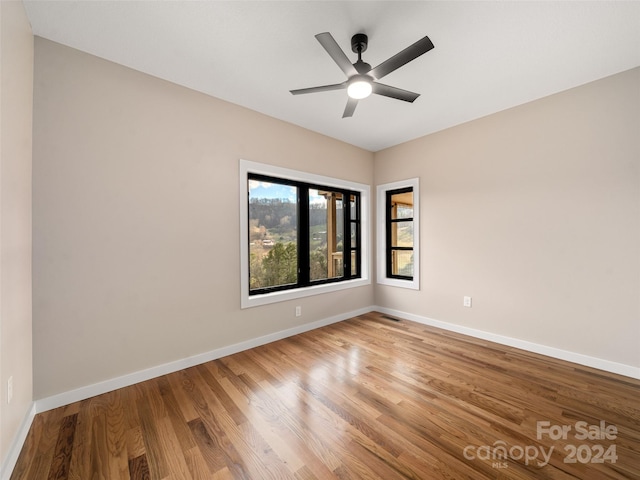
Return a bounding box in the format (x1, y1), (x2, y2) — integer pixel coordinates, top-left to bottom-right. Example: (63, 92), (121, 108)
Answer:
(248, 172), (362, 296)
(386, 186), (414, 281)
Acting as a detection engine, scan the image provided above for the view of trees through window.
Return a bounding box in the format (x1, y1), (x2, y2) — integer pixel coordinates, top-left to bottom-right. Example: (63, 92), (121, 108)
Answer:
(248, 179), (297, 290)
(249, 177), (357, 293)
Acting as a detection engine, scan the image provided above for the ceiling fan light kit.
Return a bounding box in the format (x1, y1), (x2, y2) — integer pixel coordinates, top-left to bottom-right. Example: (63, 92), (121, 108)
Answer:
(347, 75), (373, 99)
(290, 32), (434, 118)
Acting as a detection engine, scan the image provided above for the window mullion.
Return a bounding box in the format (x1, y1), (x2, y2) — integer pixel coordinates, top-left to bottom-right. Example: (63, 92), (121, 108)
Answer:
(298, 186), (310, 286)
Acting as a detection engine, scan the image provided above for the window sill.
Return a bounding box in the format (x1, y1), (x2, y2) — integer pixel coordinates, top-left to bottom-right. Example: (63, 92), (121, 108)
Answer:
(241, 277), (371, 309)
(376, 277), (420, 290)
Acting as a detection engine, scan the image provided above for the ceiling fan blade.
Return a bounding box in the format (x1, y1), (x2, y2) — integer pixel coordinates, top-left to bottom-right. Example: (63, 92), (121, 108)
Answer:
(290, 82), (347, 95)
(315, 32), (358, 77)
(372, 83), (420, 102)
(342, 97), (358, 118)
(369, 35), (434, 80)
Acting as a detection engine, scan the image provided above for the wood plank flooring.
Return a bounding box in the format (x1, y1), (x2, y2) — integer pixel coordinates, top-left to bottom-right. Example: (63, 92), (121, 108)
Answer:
(11, 312), (640, 479)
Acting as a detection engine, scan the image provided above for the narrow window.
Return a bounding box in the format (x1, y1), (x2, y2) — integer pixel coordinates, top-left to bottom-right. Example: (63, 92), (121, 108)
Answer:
(376, 178), (419, 290)
(386, 187), (414, 279)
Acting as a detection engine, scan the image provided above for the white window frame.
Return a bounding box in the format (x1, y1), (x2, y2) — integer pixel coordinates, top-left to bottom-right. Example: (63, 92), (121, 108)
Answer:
(240, 159), (371, 309)
(376, 178), (420, 290)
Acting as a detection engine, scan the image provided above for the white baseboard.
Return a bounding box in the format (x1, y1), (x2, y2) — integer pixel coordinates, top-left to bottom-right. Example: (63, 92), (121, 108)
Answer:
(1, 402), (36, 480)
(34, 304), (640, 415)
(35, 306), (372, 414)
(375, 306), (640, 380)
(6, 304), (638, 479)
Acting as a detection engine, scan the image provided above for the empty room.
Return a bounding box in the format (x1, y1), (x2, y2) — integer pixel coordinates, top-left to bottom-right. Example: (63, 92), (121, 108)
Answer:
(2, 1), (639, 479)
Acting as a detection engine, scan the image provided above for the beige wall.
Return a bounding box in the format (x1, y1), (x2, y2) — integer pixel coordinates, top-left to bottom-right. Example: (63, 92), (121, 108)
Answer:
(32, 38), (374, 399)
(0, 0), (34, 465)
(375, 67), (640, 368)
(30, 35), (640, 402)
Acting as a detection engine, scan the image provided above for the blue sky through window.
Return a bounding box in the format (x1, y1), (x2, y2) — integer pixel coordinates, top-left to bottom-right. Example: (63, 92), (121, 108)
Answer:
(248, 180), (339, 207)
(249, 180), (296, 203)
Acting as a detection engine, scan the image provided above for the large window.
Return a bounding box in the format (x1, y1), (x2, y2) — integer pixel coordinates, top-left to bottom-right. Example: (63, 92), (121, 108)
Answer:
(241, 160), (370, 308)
(376, 178), (420, 290)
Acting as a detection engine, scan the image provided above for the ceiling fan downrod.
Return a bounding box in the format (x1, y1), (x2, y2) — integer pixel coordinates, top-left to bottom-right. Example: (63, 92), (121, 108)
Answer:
(351, 33), (370, 73)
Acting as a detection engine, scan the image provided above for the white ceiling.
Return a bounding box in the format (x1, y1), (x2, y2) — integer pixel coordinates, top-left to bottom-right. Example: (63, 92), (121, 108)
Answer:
(23, 1), (640, 152)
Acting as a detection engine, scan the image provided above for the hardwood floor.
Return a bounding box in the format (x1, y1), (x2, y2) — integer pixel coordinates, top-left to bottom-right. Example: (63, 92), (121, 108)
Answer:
(11, 312), (640, 479)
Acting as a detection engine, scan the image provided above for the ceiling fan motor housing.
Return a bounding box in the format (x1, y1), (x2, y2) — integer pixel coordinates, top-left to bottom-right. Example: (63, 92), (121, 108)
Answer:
(351, 33), (368, 54)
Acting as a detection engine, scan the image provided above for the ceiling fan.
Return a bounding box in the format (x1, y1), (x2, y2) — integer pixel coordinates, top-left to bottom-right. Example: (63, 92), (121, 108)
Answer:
(290, 32), (435, 118)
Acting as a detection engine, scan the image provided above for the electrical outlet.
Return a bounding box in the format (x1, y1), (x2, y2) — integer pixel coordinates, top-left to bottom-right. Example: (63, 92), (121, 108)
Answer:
(7, 376), (13, 404)
(463, 296), (472, 308)
(295, 306), (302, 317)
